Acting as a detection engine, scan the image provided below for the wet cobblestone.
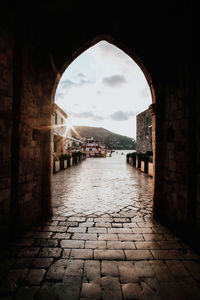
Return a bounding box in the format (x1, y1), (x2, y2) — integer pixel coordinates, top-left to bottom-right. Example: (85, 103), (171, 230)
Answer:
(53, 154), (153, 219)
(0, 153), (200, 299)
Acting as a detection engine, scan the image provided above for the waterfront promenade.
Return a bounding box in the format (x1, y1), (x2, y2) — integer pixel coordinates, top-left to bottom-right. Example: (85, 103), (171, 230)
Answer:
(53, 151), (152, 218)
(0, 152), (200, 299)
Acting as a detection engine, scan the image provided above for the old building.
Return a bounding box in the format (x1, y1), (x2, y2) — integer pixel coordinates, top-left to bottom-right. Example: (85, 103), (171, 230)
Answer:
(0, 2), (199, 252)
(136, 108), (152, 153)
(53, 103), (68, 157)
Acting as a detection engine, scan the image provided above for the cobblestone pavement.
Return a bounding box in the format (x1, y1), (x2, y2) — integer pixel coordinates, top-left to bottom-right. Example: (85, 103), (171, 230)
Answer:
(53, 153), (153, 218)
(0, 153), (200, 299)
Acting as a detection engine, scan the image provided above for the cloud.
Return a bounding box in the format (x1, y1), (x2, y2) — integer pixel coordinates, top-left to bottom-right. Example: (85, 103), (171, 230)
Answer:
(76, 73), (85, 78)
(93, 115), (105, 121)
(102, 75), (127, 87)
(61, 79), (76, 89)
(61, 78), (93, 90)
(109, 110), (136, 121)
(79, 79), (92, 85)
(71, 111), (105, 122)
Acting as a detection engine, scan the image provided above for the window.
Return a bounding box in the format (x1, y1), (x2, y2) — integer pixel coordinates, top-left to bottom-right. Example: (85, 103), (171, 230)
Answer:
(55, 113), (58, 125)
(54, 142), (57, 152)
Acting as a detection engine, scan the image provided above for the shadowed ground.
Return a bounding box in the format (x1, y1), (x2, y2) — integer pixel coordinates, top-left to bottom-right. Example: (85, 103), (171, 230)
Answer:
(0, 153), (200, 299)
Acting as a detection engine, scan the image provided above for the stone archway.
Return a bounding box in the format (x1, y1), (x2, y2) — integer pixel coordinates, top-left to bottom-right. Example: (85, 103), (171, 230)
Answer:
(0, 2), (198, 249)
(50, 34), (157, 215)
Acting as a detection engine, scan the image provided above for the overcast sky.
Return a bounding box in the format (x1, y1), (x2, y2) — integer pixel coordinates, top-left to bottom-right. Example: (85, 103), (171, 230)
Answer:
(55, 41), (152, 139)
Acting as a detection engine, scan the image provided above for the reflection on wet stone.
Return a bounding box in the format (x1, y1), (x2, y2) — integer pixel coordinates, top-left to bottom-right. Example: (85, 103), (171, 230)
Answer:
(53, 153), (153, 219)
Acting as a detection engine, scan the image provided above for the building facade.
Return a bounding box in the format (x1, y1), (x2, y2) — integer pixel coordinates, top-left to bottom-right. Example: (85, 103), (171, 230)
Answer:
(53, 103), (68, 157)
(136, 108), (152, 153)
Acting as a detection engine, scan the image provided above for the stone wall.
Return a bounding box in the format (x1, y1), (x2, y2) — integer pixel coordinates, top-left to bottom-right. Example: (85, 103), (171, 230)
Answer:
(0, 31), (13, 238)
(136, 109), (152, 153)
(196, 65), (200, 233)
(0, 2), (198, 248)
(16, 46), (54, 230)
(17, 47), (42, 228)
(0, 29), (54, 237)
(154, 76), (196, 241)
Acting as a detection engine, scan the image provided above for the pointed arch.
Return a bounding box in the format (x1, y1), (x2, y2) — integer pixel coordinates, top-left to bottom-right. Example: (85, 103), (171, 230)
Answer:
(51, 34), (156, 105)
(51, 34), (157, 213)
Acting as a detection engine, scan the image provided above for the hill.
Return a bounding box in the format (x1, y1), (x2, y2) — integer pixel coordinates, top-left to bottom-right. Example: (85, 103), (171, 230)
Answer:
(73, 126), (136, 150)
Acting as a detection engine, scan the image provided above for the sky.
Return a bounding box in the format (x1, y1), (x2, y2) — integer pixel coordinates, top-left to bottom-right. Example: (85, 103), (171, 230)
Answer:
(55, 41), (152, 139)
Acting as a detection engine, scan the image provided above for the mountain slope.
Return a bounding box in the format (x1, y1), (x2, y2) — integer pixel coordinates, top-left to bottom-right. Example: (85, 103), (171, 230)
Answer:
(73, 126), (136, 150)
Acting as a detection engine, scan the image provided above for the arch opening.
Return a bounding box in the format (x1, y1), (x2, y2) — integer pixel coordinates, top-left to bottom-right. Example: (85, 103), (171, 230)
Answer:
(51, 35), (156, 217)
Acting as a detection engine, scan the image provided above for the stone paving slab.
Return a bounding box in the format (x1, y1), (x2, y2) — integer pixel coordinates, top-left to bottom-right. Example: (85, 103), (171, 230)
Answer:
(101, 261), (119, 276)
(85, 241), (106, 249)
(125, 249), (154, 260)
(1, 215), (200, 299)
(71, 249), (94, 259)
(60, 240), (85, 249)
(26, 269), (46, 285)
(107, 241), (136, 250)
(94, 250), (125, 260)
(1, 157), (200, 298)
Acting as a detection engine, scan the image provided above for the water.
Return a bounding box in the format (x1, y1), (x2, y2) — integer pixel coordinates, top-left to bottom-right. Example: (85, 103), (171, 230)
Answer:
(53, 150), (152, 219)
(114, 149), (136, 155)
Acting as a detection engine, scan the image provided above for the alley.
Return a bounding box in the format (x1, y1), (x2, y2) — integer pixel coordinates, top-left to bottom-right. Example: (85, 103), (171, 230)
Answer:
(0, 153), (200, 299)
